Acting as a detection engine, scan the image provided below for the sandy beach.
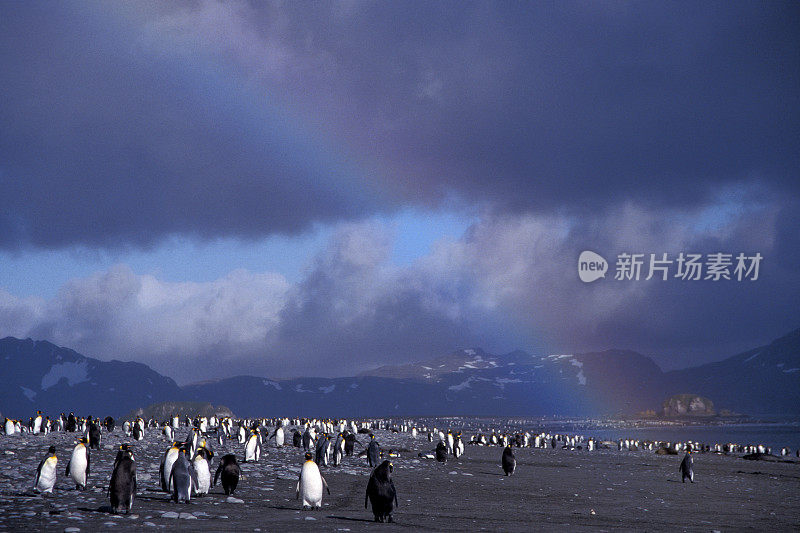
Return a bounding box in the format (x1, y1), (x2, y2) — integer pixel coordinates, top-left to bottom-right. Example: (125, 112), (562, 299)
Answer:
(1, 424), (798, 532)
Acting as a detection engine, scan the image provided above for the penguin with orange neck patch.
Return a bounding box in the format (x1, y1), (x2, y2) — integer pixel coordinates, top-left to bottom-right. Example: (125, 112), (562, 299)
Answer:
(296, 452), (329, 509)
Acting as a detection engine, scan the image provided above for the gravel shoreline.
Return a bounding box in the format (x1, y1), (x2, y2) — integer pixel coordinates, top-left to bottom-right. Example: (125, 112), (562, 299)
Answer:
(1, 424), (798, 531)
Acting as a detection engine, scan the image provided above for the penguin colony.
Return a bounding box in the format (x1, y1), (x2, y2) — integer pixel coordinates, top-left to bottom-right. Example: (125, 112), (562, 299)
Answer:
(5, 411), (799, 524)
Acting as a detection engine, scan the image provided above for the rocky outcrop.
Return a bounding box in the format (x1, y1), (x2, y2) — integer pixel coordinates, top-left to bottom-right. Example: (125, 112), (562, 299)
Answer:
(123, 401), (235, 422)
(662, 394), (715, 417)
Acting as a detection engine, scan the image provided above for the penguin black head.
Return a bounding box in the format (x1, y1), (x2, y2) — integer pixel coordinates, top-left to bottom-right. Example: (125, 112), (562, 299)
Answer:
(304, 452), (313, 461)
(47, 446), (56, 454)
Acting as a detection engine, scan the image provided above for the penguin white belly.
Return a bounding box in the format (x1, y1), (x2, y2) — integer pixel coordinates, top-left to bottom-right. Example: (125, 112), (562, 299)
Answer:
(194, 458), (211, 495)
(5, 419), (15, 435)
(298, 462), (324, 508)
(164, 451), (178, 490)
(245, 437), (259, 461)
(275, 428), (285, 447)
(35, 457), (57, 493)
(33, 417), (42, 434)
(69, 447), (88, 487)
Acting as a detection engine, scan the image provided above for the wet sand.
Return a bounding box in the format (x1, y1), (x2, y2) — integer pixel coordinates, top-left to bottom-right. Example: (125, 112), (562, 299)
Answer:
(1, 427), (798, 531)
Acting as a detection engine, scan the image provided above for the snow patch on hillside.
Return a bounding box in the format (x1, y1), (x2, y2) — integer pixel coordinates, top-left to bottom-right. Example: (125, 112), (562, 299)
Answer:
(448, 377), (476, 391)
(41, 361), (89, 390)
(262, 380), (282, 390)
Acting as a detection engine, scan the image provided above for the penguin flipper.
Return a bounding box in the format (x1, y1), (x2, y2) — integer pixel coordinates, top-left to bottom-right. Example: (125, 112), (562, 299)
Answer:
(391, 480), (398, 507)
(213, 464), (221, 487)
(159, 459), (166, 490)
(295, 479), (300, 500)
(65, 459), (71, 476)
(86, 451), (90, 476)
(321, 475), (330, 495)
(33, 460), (44, 489)
(190, 465), (199, 488)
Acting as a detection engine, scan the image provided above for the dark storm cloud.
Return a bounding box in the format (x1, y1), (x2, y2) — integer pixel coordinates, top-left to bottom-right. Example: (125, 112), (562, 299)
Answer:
(2, 2), (798, 250)
(0, 3), (384, 250)
(229, 1), (800, 211)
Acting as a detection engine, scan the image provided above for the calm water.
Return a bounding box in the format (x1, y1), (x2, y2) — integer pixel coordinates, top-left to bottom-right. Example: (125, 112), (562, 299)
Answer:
(417, 418), (800, 452)
(570, 423), (800, 452)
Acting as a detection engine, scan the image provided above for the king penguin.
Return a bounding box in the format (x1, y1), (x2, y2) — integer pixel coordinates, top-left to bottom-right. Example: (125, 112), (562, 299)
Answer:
(453, 431), (464, 459)
(131, 422), (144, 441)
(244, 428), (262, 462)
(435, 440), (448, 462)
(297, 451), (330, 509)
(344, 432), (361, 456)
(169, 446), (198, 503)
(109, 444), (136, 514)
(332, 433), (345, 466)
(315, 433), (331, 466)
(66, 437), (91, 490)
(367, 434), (381, 467)
(302, 426), (314, 451)
(214, 454), (240, 495)
(268, 424), (285, 447)
(193, 447), (212, 496)
(34, 445), (58, 494)
(32, 411), (43, 434)
(501, 445), (516, 476)
(365, 460), (398, 523)
(88, 419), (102, 449)
(159, 441), (182, 492)
(680, 450), (694, 483)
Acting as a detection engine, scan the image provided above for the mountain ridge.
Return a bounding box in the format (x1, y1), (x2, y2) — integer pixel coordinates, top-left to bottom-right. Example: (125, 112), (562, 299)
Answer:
(1, 328), (798, 418)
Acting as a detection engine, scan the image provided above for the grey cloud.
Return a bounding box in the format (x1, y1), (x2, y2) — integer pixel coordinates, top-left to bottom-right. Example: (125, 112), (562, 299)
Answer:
(0, 3), (385, 251)
(0, 201), (797, 383)
(2, 2), (798, 251)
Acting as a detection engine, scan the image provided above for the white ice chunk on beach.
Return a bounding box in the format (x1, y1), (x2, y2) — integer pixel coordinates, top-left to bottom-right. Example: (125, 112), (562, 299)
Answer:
(41, 360), (89, 389)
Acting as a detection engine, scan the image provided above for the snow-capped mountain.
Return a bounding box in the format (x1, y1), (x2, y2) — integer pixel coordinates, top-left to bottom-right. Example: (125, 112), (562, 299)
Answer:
(1, 328), (798, 419)
(0, 337), (180, 419)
